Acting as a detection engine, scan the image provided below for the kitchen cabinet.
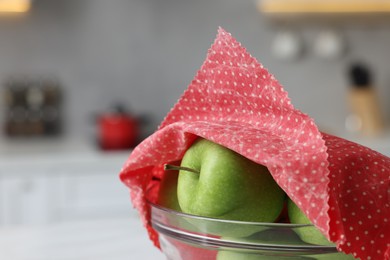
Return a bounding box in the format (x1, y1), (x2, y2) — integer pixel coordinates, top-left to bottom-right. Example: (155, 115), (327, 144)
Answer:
(0, 176), (50, 225)
(0, 142), (133, 226)
(50, 167), (133, 221)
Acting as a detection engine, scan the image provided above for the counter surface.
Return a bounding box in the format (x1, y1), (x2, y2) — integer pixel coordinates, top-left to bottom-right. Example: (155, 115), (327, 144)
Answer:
(0, 213), (165, 260)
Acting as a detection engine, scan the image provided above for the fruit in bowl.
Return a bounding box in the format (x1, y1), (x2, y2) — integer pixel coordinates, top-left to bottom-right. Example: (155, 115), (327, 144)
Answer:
(149, 200), (355, 260)
(155, 138), (356, 259)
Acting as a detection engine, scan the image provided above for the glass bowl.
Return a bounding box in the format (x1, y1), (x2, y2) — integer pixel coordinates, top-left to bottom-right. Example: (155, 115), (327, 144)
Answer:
(148, 202), (356, 260)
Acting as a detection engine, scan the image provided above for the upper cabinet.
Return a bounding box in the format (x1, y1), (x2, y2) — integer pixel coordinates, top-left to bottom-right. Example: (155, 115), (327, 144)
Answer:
(257, 0), (390, 16)
(0, 0), (31, 13)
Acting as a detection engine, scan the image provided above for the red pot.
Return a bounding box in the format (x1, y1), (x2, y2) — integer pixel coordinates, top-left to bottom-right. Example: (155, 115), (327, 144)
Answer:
(98, 110), (139, 150)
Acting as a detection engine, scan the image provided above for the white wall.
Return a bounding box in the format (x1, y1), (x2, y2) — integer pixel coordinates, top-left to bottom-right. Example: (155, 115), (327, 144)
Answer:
(0, 0), (389, 141)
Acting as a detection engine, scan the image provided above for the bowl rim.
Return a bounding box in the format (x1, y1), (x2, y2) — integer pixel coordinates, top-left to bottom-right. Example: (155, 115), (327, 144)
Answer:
(149, 201), (339, 254)
(149, 200), (313, 227)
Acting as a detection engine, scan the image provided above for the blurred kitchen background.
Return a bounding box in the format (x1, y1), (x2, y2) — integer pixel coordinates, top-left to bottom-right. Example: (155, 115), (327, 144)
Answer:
(0, 0), (389, 258)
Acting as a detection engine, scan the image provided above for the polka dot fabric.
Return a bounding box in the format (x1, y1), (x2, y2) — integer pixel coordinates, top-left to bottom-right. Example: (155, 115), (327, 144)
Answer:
(324, 133), (389, 260)
(119, 28), (389, 260)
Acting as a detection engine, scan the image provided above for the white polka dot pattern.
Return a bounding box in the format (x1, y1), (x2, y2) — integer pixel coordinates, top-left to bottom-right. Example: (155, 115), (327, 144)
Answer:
(119, 28), (389, 260)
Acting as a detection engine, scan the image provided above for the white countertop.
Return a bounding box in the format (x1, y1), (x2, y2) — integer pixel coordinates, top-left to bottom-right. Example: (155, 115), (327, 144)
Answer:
(0, 137), (130, 163)
(0, 138), (131, 176)
(0, 213), (165, 260)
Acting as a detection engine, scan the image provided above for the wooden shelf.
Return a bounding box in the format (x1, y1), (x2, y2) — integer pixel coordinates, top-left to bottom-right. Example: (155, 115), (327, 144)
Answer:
(258, 0), (390, 14)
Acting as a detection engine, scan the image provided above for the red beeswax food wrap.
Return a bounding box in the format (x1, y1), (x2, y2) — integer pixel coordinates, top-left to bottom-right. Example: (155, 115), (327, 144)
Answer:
(120, 28), (390, 260)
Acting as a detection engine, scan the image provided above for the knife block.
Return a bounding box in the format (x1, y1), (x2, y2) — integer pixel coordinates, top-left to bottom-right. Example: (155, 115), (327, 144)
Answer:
(348, 87), (384, 136)
(347, 62), (385, 137)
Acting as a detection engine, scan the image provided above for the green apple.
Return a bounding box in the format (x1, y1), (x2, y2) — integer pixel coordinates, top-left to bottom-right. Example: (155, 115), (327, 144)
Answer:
(287, 201), (355, 259)
(157, 169), (181, 211)
(287, 198), (333, 246)
(176, 138), (286, 223)
(216, 227), (355, 260)
(239, 226), (305, 245)
(216, 226), (307, 260)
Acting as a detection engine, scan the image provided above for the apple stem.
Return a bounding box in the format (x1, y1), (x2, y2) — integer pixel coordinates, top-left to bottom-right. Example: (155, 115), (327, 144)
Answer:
(164, 164), (200, 174)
